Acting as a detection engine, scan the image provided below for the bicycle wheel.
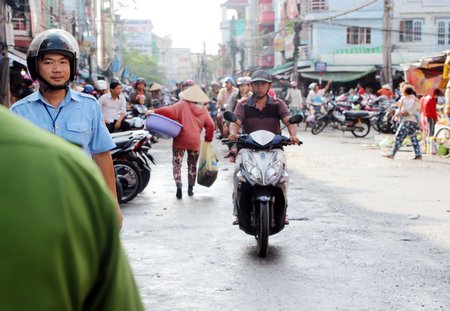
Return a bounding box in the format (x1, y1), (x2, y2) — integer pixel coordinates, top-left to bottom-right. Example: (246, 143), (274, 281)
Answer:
(435, 127), (450, 159)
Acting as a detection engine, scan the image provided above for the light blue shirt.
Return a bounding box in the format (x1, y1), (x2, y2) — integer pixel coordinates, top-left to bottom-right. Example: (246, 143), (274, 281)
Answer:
(10, 89), (115, 155)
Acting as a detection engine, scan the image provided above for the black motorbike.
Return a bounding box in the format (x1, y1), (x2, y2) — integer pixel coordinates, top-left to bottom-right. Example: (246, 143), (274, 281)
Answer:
(376, 102), (399, 134)
(222, 111), (303, 257)
(122, 104), (148, 130)
(311, 101), (372, 137)
(111, 130), (154, 204)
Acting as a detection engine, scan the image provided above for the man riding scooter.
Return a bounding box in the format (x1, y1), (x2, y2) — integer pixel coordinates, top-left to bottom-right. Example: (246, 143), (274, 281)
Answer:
(227, 70), (300, 226)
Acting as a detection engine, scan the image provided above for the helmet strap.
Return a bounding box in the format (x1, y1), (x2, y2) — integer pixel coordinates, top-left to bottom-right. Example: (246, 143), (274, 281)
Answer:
(255, 93), (267, 101)
(38, 75), (70, 91)
(254, 82), (271, 100)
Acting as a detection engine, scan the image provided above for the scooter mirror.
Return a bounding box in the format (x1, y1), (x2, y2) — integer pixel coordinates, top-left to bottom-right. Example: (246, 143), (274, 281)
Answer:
(289, 114), (303, 124)
(223, 111), (237, 122)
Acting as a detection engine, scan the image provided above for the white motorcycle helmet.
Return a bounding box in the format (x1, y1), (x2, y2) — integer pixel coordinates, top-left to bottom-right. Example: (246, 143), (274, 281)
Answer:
(308, 82), (318, 90)
(131, 117), (144, 128)
(95, 80), (108, 91)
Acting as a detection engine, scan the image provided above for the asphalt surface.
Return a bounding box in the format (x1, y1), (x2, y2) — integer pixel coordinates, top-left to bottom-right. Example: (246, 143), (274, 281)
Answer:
(121, 126), (450, 311)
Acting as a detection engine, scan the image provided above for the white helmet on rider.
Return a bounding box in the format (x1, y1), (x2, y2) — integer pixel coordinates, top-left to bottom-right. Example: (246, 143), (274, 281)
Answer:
(95, 80), (108, 91)
(236, 76), (251, 86)
(308, 82), (318, 90)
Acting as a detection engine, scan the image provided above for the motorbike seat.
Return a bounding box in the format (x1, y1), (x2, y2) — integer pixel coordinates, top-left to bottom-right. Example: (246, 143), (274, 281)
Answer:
(112, 136), (134, 149)
(343, 110), (370, 118)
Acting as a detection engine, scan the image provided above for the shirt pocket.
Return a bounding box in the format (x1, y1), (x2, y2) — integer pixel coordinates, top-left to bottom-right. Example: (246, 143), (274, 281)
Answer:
(66, 122), (91, 149)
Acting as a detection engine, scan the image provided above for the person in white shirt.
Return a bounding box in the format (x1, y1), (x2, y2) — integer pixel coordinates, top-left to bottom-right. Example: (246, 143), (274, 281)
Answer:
(216, 76), (238, 138)
(285, 81), (304, 115)
(98, 80), (130, 133)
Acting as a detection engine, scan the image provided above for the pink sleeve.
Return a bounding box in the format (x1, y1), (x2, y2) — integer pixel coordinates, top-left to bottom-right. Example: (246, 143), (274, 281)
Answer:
(155, 104), (179, 121)
(204, 112), (215, 142)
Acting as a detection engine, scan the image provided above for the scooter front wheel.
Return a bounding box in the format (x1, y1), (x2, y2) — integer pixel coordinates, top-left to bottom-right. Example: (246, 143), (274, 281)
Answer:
(256, 201), (270, 258)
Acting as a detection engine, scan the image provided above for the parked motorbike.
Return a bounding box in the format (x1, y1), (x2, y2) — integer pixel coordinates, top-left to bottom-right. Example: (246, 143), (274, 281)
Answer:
(311, 101), (372, 137)
(376, 102), (399, 134)
(111, 130), (155, 203)
(222, 111), (303, 257)
(122, 104), (148, 130)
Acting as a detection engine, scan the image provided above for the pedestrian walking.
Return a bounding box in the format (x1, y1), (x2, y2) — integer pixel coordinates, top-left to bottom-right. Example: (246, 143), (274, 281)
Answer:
(0, 106), (144, 310)
(384, 85), (422, 160)
(152, 85), (215, 199)
(9, 29), (122, 226)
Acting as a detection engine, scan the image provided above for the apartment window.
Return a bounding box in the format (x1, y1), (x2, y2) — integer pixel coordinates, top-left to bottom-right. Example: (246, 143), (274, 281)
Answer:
(305, 0), (328, 13)
(347, 27), (371, 44)
(400, 20), (422, 42)
(11, 12), (29, 36)
(437, 20), (450, 45)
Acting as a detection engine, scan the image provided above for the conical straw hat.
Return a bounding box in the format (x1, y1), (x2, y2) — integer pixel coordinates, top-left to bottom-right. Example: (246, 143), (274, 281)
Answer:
(381, 84), (392, 90)
(149, 82), (162, 91)
(179, 85), (210, 103)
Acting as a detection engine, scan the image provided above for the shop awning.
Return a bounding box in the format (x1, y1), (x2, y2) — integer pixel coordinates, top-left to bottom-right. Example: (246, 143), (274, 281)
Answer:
(270, 61), (311, 79)
(8, 49), (27, 66)
(299, 65), (377, 82)
(270, 61), (294, 75)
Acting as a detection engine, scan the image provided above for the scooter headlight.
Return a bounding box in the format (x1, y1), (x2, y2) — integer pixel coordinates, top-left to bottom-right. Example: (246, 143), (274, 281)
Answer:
(242, 152), (263, 184)
(265, 151), (283, 185)
(241, 150), (284, 185)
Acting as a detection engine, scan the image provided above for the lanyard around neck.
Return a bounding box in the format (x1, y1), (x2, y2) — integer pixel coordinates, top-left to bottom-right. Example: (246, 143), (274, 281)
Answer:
(43, 104), (63, 133)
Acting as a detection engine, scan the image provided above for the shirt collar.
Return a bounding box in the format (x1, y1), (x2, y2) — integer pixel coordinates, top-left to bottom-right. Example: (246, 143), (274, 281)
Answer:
(28, 88), (80, 107)
(247, 94), (274, 107)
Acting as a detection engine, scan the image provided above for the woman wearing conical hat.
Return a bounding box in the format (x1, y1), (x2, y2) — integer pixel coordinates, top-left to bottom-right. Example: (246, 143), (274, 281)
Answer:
(149, 82), (164, 108)
(150, 85), (215, 199)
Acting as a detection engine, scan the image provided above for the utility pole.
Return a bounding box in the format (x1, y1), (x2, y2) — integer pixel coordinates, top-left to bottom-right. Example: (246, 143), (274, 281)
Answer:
(291, 21), (302, 83)
(382, 0), (393, 88)
(290, 0), (302, 83)
(0, 0), (10, 107)
(229, 17), (237, 76)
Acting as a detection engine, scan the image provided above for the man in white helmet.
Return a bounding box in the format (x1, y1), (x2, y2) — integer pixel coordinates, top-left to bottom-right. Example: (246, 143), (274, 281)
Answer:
(285, 81), (304, 116)
(94, 79), (109, 99)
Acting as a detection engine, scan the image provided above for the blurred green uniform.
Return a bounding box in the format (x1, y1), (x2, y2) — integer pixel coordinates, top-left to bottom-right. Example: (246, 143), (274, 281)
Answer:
(0, 106), (144, 311)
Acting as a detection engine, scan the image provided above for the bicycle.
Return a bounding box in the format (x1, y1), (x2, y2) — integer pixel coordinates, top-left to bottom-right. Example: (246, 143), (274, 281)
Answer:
(434, 125), (450, 159)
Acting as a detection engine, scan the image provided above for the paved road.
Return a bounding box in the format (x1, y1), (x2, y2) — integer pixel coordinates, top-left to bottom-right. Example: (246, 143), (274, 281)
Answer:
(121, 128), (450, 311)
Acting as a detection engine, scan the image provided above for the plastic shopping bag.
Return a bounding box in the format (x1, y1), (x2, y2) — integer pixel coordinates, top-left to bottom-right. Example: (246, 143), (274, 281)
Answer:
(197, 141), (218, 187)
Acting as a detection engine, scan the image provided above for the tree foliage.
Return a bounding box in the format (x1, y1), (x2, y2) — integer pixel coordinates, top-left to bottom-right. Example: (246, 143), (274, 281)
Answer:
(122, 48), (165, 84)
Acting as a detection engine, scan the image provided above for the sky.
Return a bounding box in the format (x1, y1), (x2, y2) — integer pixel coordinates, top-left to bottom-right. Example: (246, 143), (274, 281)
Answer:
(117, 0), (225, 54)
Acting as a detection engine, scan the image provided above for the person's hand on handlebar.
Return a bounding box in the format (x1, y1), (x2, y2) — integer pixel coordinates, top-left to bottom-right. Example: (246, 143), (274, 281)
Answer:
(228, 132), (238, 142)
(290, 135), (300, 145)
